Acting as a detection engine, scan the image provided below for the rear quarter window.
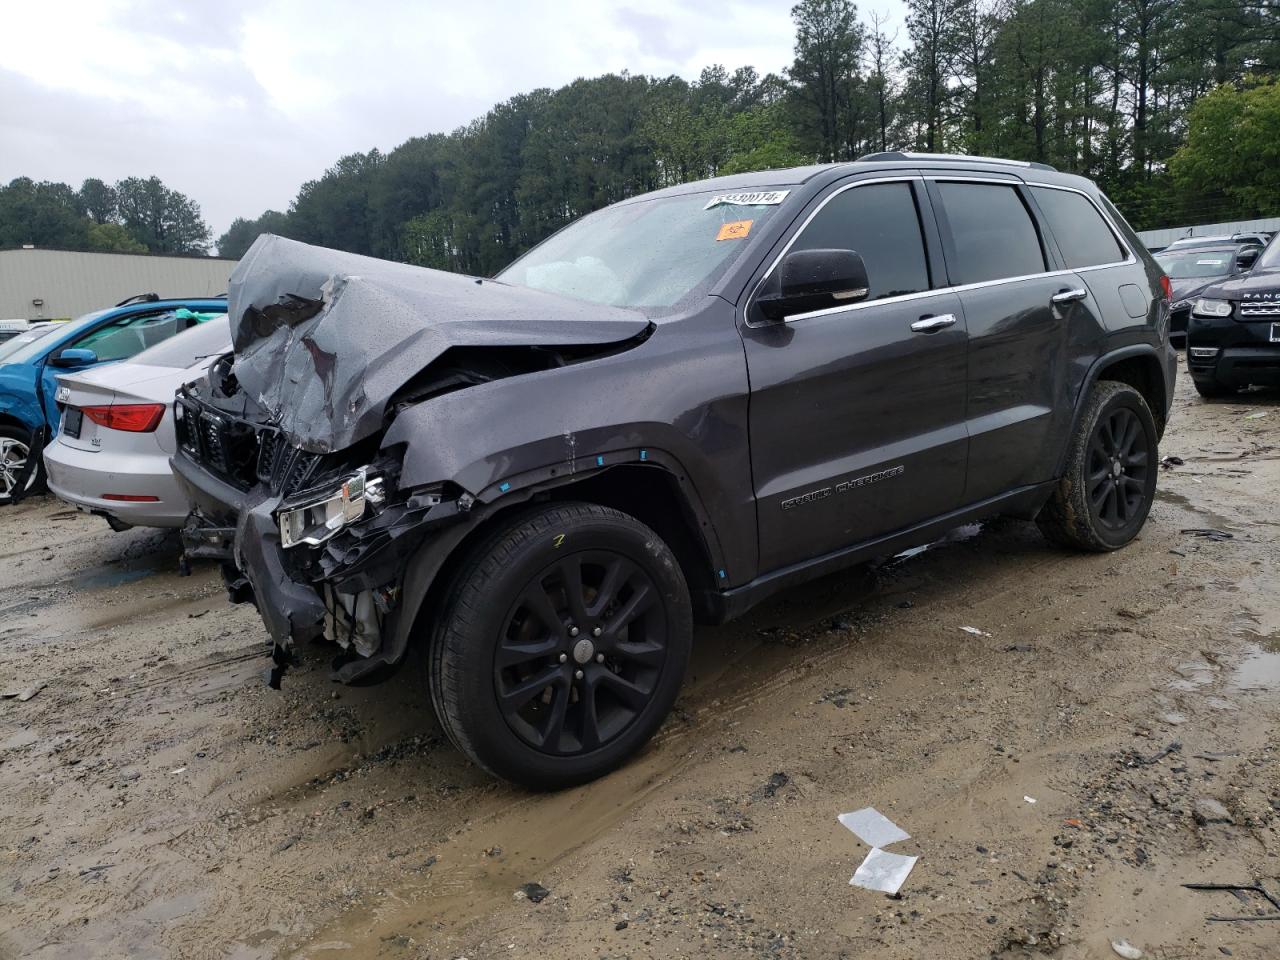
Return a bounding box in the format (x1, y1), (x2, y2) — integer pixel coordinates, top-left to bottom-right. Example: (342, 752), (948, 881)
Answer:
(1030, 187), (1128, 268)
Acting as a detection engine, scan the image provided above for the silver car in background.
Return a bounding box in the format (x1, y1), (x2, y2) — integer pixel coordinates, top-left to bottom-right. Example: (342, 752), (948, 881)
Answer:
(44, 316), (231, 529)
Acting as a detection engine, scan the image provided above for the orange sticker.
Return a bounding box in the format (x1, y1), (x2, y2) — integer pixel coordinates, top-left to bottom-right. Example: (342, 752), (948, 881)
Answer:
(716, 219), (753, 241)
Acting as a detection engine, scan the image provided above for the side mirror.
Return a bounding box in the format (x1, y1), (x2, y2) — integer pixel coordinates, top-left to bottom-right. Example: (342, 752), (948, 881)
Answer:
(1238, 250), (1259, 272)
(49, 348), (98, 368)
(758, 249), (870, 321)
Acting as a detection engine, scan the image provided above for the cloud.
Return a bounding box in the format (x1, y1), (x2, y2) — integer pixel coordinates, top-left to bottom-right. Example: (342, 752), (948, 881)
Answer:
(1, 0), (904, 239)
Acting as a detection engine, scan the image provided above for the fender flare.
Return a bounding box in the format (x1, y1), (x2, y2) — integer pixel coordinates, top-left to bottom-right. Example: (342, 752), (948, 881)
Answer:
(1057, 342), (1169, 476)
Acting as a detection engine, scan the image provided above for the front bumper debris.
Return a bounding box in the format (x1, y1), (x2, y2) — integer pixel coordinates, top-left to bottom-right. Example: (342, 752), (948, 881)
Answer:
(171, 393), (476, 687)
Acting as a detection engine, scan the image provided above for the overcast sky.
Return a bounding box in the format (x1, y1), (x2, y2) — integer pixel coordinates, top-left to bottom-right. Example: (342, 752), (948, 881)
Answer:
(3, 0), (906, 244)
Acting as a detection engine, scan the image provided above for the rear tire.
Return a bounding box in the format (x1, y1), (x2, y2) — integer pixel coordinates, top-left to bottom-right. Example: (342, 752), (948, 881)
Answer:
(0, 426), (43, 503)
(1037, 381), (1157, 552)
(427, 501), (692, 789)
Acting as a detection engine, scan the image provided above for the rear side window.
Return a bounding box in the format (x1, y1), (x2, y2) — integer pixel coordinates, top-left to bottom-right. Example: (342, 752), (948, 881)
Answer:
(790, 182), (931, 300)
(937, 182), (1045, 284)
(1031, 187), (1127, 268)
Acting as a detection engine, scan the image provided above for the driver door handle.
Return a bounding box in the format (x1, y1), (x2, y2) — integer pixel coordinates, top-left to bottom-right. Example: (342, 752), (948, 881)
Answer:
(1051, 287), (1089, 305)
(910, 313), (957, 333)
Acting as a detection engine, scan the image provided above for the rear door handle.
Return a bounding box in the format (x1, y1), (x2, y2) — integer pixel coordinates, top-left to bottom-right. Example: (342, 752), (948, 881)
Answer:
(910, 313), (957, 333)
(1051, 288), (1089, 305)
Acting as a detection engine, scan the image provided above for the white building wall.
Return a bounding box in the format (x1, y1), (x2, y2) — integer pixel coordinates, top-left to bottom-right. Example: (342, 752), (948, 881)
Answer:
(1137, 217), (1280, 251)
(0, 248), (236, 320)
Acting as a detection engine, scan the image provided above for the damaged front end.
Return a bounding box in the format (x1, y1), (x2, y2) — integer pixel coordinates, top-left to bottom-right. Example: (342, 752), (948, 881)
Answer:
(172, 362), (476, 688)
(171, 234), (652, 688)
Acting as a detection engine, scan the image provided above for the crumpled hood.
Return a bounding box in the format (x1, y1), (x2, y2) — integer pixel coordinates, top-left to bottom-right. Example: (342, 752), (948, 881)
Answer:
(228, 235), (651, 453)
(1200, 266), (1280, 302)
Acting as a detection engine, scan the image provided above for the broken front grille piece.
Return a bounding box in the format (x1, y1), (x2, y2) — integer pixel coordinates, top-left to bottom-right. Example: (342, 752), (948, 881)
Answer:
(178, 397), (323, 494)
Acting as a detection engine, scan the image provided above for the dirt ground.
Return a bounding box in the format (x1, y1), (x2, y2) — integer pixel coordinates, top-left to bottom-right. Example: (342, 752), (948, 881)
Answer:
(2, 360), (1278, 960)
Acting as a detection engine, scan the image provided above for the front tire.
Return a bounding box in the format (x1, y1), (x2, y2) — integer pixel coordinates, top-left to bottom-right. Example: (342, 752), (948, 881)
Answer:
(427, 502), (692, 789)
(1037, 381), (1158, 552)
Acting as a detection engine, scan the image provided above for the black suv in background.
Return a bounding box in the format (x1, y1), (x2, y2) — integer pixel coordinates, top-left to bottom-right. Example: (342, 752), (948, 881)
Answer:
(1185, 235), (1280, 397)
(173, 153), (1175, 788)
(1155, 241), (1263, 341)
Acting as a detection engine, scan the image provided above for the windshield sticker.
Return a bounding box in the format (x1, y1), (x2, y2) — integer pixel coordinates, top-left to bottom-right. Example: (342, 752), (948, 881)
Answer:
(704, 190), (789, 210)
(716, 219), (753, 241)
(1197, 258), (1225, 265)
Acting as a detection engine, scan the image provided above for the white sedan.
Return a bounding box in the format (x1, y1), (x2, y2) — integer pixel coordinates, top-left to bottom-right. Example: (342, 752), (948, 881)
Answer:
(44, 316), (231, 530)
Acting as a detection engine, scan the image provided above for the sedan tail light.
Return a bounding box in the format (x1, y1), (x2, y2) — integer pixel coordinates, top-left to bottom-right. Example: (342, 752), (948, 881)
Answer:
(81, 403), (166, 432)
(1159, 275), (1172, 301)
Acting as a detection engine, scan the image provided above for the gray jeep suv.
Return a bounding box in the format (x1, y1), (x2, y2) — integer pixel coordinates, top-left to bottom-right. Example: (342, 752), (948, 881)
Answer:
(173, 152), (1176, 788)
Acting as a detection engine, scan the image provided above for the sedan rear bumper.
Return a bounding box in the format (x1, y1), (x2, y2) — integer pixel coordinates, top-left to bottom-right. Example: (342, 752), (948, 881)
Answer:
(44, 438), (187, 527)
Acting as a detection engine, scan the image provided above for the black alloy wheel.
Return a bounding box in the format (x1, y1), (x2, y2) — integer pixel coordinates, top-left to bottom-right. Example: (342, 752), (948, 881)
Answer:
(495, 550), (669, 755)
(1085, 406), (1150, 531)
(1037, 380), (1159, 551)
(428, 502), (692, 789)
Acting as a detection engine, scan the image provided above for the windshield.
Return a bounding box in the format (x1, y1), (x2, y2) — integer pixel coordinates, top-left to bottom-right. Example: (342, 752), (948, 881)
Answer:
(1155, 249), (1235, 280)
(496, 190), (790, 313)
(1256, 239), (1280, 272)
(1, 310), (110, 365)
(0, 325), (58, 363)
(133, 314), (231, 368)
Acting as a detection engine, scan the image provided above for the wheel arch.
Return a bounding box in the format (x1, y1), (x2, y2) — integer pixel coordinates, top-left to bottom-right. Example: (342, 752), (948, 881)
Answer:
(1059, 345), (1168, 478)
(374, 460), (725, 682)
(0, 412), (34, 436)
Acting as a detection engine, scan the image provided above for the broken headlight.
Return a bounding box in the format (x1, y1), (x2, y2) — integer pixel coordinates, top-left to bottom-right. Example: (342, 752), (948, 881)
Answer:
(278, 467), (386, 549)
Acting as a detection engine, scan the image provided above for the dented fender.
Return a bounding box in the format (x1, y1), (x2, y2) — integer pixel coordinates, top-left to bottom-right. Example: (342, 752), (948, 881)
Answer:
(379, 302), (757, 585)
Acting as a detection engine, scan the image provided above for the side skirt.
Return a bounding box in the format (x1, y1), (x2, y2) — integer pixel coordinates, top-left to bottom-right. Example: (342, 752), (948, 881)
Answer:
(696, 480), (1057, 624)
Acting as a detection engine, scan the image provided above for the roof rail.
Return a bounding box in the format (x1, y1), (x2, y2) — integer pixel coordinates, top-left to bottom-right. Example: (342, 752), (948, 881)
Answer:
(858, 151), (1058, 173)
(114, 293), (228, 308)
(114, 292), (161, 307)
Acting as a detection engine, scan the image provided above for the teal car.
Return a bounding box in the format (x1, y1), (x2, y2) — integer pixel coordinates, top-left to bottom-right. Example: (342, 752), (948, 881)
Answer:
(0, 295), (226, 502)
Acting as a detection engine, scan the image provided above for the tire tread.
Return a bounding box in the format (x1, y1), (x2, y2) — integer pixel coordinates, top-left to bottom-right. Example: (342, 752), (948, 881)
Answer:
(1037, 381), (1155, 552)
(427, 501), (687, 786)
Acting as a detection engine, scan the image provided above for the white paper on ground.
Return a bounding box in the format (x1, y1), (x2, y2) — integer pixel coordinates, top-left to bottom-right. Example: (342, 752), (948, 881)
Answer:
(837, 807), (910, 848)
(850, 848), (918, 894)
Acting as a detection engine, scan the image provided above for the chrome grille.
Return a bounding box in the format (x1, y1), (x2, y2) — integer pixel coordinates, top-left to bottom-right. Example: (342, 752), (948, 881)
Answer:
(1239, 300), (1280, 317)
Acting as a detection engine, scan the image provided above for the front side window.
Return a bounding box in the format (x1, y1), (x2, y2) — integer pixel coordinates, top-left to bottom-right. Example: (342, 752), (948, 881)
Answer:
(937, 182), (1046, 284)
(1253, 239), (1280, 271)
(789, 181), (931, 300)
(1031, 187), (1127, 268)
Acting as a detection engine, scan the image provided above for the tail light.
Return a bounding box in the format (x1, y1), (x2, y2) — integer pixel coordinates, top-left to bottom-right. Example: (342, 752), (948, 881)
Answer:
(1159, 275), (1172, 301)
(81, 403), (166, 432)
